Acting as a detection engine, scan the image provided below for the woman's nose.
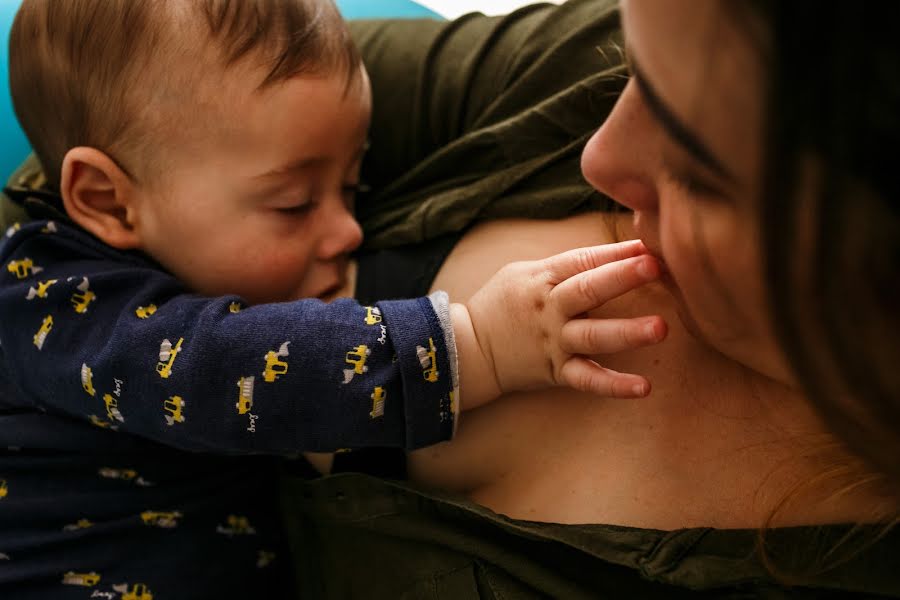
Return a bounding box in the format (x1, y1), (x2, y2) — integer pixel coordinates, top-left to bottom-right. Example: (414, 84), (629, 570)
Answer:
(318, 198), (363, 260)
(580, 80), (659, 213)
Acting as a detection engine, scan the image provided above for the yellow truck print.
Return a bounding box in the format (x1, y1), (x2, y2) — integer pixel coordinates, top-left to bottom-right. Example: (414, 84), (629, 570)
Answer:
(81, 363), (96, 396)
(216, 514), (257, 536)
(6, 257), (43, 279)
(370, 386), (386, 419)
(228, 301), (242, 313)
(342, 344), (371, 384)
(236, 376), (255, 414)
(89, 415), (115, 429)
(98, 468), (151, 486)
(449, 390), (458, 415)
(5, 222), (20, 237)
(135, 304), (157, 319)
(62, 518), (93, 532)
(416, 338), (439, 383)
(262, 341), (290, 383)
(26, 278), (57, 300)
(114, 583), (154, 600)
(257, 550), (276, 568)
(0, 479), (7, 499)
(163, 395), (186, 426)
(364, 306), (382, 325)
(98, 467), (137, 480)
(103, 393), (124, 422)
(140, 510), (182, 528)
(156, 337), (184, 378)
(62, 571), (101, 586)
(70, 277), (96, 313)
(33, 315), (53, 350)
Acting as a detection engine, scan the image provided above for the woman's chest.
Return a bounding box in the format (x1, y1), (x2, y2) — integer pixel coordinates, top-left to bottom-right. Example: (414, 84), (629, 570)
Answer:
(409, 363), (804, 529)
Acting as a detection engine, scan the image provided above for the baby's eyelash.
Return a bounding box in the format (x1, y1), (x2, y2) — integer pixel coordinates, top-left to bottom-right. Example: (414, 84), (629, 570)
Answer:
(276, 203), (314, 215)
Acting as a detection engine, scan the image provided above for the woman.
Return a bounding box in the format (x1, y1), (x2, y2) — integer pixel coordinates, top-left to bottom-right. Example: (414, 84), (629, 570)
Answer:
(286, 0), (899, 597)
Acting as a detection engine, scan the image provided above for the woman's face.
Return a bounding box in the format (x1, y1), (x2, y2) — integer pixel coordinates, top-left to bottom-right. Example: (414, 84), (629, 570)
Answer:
(582, 0), (793, 384)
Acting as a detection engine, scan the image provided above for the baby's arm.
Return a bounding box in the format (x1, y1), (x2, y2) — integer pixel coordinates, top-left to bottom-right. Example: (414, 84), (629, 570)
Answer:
(307, 239), (665, 475)
(1, 221), (459, 453)
(2, 220), (661, 458)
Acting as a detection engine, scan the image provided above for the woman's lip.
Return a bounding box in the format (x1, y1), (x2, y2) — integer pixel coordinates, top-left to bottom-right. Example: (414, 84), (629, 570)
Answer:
(644, 250), (673, 285)
(642, 245), (668, 274)
(653, 256), (668, 275)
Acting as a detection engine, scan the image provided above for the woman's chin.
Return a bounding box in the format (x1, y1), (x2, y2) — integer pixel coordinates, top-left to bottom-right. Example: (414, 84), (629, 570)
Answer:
(664, 283), (716, 349)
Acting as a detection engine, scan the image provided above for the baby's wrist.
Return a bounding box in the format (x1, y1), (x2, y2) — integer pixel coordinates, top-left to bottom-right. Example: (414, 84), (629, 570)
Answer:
(450, 302), (501, 410)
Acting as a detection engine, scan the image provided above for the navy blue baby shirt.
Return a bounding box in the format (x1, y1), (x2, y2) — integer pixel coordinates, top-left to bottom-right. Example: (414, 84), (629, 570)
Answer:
(0, 215), (459, 598)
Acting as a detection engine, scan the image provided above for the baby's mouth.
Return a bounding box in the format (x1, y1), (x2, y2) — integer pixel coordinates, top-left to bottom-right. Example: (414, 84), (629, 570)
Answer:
(317, 285), (340, 301)
(317, 259), (356, 301)
(317, 279), (348, 302)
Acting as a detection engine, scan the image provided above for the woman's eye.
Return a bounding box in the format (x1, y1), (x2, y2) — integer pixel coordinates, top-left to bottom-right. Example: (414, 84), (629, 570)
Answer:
(663, 165), (721, 199)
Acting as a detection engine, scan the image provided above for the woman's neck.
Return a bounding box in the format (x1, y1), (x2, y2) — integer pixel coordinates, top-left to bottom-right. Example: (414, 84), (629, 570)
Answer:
(615, 281), (891, 526)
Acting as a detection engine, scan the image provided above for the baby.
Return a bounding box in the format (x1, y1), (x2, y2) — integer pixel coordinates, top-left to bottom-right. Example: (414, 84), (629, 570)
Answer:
(0, 0), (663, 597)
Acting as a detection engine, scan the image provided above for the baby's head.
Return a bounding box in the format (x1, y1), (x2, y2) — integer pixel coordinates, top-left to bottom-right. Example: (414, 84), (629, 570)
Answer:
(10, 0), (370, 303)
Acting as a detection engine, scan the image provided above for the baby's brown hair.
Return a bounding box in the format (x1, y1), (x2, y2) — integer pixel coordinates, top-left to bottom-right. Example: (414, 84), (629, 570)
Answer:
(9, 0), (361, 189)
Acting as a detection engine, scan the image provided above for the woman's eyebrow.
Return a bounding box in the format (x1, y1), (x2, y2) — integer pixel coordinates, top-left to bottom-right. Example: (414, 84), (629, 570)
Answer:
(628, 56), (736, 182)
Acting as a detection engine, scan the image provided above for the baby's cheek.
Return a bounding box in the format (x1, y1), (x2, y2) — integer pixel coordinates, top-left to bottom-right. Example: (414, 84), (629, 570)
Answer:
(235, 245), (315, 303)
(266, 242), (315, 278)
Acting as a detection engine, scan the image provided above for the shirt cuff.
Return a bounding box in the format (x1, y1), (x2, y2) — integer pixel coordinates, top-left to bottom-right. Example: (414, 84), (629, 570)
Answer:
(377, 292), (458, 449)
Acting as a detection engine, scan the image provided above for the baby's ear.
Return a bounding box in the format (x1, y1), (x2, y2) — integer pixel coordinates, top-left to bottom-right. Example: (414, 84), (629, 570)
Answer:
(60, 147), (141, 249)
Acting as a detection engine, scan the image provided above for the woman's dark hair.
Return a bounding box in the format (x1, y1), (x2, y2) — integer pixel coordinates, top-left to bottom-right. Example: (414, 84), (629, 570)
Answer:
(747, 1), (900, 493)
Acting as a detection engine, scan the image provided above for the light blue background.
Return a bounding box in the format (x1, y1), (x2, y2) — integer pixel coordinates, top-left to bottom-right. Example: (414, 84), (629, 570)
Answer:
(0, 0), (440, 181)
(0, 0), (27, 181)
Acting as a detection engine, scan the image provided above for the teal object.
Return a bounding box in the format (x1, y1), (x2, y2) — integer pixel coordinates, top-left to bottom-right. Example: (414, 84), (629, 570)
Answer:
(0, 0), (29, 183)
(336, 0), (440, 19)
(0, 0), (441, 182)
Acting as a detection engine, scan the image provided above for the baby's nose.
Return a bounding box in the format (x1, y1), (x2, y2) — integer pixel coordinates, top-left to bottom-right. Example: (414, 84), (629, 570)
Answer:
(319, 205), (363, 260)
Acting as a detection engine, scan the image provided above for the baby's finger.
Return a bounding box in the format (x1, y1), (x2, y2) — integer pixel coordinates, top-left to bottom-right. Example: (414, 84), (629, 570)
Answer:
(542, 240), (648, 284)
(559, 357), (651, 398)
(554, 254), (661, 317)
(560, 316), (667, 355)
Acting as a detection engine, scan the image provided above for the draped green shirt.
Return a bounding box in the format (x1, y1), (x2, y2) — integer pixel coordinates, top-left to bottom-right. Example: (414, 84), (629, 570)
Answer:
(4, 0), (898, 596)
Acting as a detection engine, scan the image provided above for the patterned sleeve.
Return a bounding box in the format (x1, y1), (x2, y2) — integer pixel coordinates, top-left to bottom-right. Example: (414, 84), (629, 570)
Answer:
(0, 219), (459, 453)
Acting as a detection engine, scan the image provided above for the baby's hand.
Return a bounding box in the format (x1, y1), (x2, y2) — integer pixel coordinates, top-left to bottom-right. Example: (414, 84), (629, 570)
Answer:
(452, 240), (667, 409)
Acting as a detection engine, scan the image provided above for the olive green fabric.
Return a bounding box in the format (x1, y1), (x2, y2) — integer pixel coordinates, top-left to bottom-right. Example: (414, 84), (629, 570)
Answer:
(350, 0), (625, 249)
(283, 474), (898, 599)
(0, 154), (40, 230)
(0, 194), (25, 229)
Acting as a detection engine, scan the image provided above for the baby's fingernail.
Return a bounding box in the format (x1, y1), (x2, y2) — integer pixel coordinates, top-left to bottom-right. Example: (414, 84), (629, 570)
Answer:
(645, 322), (659, 340)
(637, 257), (658, 279)
(633, 382), (649, 396)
